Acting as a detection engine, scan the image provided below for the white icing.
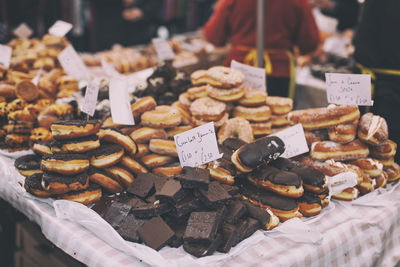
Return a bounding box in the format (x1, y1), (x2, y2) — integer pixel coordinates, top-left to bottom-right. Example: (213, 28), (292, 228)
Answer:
(367, 115), (382, 140)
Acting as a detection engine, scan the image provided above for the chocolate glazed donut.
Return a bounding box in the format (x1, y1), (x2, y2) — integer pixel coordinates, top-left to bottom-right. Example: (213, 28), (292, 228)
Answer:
(15, 154), (42, 177)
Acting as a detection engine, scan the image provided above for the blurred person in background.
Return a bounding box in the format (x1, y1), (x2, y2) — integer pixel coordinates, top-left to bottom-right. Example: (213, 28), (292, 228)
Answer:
(203, 0), (320, 98)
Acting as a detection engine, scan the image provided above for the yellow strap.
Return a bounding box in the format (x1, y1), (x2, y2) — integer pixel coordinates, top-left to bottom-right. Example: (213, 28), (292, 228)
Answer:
(286, 50), (296, 100)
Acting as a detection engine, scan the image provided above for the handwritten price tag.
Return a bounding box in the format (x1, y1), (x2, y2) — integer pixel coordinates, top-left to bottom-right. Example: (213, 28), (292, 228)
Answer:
(13, 23), (33, 38)
(109, 78), (135, 125)
(58, 45), (89, 81)
(328, 171), (358, 196)
(152, 38), (175, 61)
(231, 60), (266, 91)
(174, 122), (223, 167)
(49, 20), (73, 37)
(325, 73), (373, 106)
(270, 124), (309, 158)
(81, 79), (100, 116)
(0, 45), (12, 68)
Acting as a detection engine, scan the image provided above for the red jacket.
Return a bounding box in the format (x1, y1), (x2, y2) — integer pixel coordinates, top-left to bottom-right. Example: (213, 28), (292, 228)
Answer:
(204, 0), (320, 78)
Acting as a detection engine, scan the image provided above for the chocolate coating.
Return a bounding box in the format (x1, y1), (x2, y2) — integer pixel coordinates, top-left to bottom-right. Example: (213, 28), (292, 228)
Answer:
(43, 171), (88, 186)
(15, 154), (41, 170)
(251, 165), (302, 187)
(222, 138), (246, 151)
(42, 153), (89, 161)
(24, 173), (43, 190)
(298, 192), (322, 205)
(91, 143), (124, 157)
(52, 120), (100, 126)
(51, 135), (98, 146)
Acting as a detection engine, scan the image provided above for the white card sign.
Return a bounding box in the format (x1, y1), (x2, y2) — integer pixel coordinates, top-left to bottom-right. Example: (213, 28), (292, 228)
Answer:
(231, 60), (266, 91)
(109, 78), (135, 125)
(31, 69), (43, 86)
(58, 45), (89, 81)
(328, 171), (358, 196)
(174, 122), (223, 167)
(81, 79), (100, 116)
(325, 73), (373, 106)
(0, 45), (12, 68)
(270, 124), (309, 158)
(13, 23), (33, 38)
(49, 20), (73, 37)
(152, 38), (175, 61)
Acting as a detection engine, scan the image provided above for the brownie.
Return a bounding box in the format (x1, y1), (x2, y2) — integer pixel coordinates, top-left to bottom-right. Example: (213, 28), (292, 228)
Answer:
(240, 198), (271, 230)
(102, 202), (131, 229)
(183, 234), (223, 258)
(240, 217), (260, 241)
(197, 181), (232, 208)
(224, 200), (247, 225)
(117, 214), (146, 243)
(137, 216), (175, 251)
(167, 217), (189, 248)
(173, 193), (202, 218)
(132, 199), (172, 219)
(126, 173), (155, 199)
(91, 194), (117, 216)
(234, 219), (249, 246)
(124, 197), (147, 209)
(155, 179), (186, 203)
(183, 211), (222, 243)
(175, 166), (210, 190)
(220, 183), (240, 196)
(154, 173), (171, 192)
(217, 223), (239, 253)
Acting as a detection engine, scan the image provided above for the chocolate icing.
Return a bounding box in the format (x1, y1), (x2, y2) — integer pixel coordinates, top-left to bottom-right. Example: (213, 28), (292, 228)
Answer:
(175, 166), (210, 189)
(222, 138), (246, 151)
(210, 158), (236, 176)
(15, 154), (41, 170)
(51, 135), (98, 146)
(219, 144), (233, 161)
(117, 214), (146, 243)
(52, 120), (100, 126)
(137, 216), (175, 251)
(42, 153), (89, 161)
(24, 173), (43, 190)
(90, 143), (124, 157)
(298, 192), (321, 205)
(251, 165), (301, 187)
(43, 171), (88, 186)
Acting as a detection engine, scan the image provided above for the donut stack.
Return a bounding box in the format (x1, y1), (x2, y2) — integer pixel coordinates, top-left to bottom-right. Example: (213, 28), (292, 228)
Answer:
(265, 96), (293, 133)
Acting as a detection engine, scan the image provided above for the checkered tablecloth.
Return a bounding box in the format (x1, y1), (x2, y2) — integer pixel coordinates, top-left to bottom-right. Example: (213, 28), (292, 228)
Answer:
(1, 154), (400, 267)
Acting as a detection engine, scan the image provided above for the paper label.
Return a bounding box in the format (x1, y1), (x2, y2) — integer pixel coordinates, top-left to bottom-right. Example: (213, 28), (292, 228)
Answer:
(270, 124), (309, 158)
(58, 45), (89, 81)
(48, 20), (73, 37)
(109, 78), (135, 125)
(31, 69), (43, 86)
(328, 171), (358, 195)
(325, 73), (373, 106)
(231, 60), (266, 91)
(0, 45), (12, 68)
(81, 79), (100, 116)
(101, 59), (124, 78)
(174, 122), (223, 167)
(152, 38), (175, 61)
(13, 23), (33, 38)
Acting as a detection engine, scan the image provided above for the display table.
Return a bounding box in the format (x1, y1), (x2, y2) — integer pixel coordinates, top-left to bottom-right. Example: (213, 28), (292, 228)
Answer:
(1, 154), (400, 267)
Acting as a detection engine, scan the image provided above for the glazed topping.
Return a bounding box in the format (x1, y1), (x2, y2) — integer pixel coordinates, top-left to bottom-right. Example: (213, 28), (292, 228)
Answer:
(15, 154), (41, 170)
(251, 165), (302, 187)
(43, 171), (88, 185)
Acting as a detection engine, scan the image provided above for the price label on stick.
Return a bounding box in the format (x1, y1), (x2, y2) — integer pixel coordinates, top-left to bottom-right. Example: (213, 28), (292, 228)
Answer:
(49, 20), (73, 37)
(328, 172), (358, 196)
(270, 124), (309, 158)
(0, 45), (12, 68)
(58, 45), (89, 81)
(152, 38), (175, 61)
(109, 78), (135, 125)
(174, 122), (223, 167)
(13, 23), (33, 38)
(325, 73), (373, 106)
(81, 79), (100, 116)
(101, 59), (125, 79)
(231, 60), (266, 91)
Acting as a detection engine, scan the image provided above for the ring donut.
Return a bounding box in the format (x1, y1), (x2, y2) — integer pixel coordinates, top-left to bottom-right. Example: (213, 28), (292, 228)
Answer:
(250, 121), (272, 137)
(89, 168), (124, 193)
(141, 105), (182, 128)
(51, 120), (101, 140)
(130, 127), (167, 144)
(206, 85), (245, 102)
(90, 144), (125, 168)
(238, 88), (267, 107)
(15, 154), (42, 177)
(233, 105), (271, 122)
(204, 66), (244, 88)
(50, 135), (100, 154)
(217, 117), (253, 144)
(187, 86), (208, 100)
(58, 184), (102, 205)
(41, 154), (90, 175)
(265, 96), (293, 115)
(42, 171), (89, 195)
(190, 97), (226, 121)
(97, 128), (137, 156)
(24, 173), (51, 198)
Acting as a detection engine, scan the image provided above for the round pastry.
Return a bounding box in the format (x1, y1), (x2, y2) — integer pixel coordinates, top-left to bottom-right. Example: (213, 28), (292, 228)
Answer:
(357, 174), (375, 194)
(97, 128), (137, 156)
(37, 104), (74, 129)
(129, 127), (167, 144)
(14, 154), (42, 177)
(58, 184), (102, 205)
(328, 121), (357, 144)
(51, 120), (101, 140)
(369, 140), (397, 160)
(270, 114), (290, 127)
(378, 157), (394, 168)
(141, 105), (182, 128)
(104, 166), (134, 188)
(140, 153), (175, 169)
(120, 155), (148, 175)
(297, 193), (322, 217)
(4, 123), (32, 134)
(166, 125), (193, 139)
(187, 86), (208, 100)
(206, 85), (245, 102)
(304, 130), (328, 148)
(350, 158), (383, 177)
(358, 113), (388, 145)
(152, 162), (182, 176)
(384, 163), (400, 182)
(190, 97), (226, 121)
(90, 144), (124, 168)
(136, 143), (149, 158)
(131, 96), (157, 121)
(50, 135), (100, 154)
(190, 70), (208, 86)
(265, 96), (293, 115)
(101, 117), (124, 129)
(29, 127), (53, 144)
(24, 173), (51, 198)
(310, 140), (369, 161)
(250, 121), (272, 137)
(5, 134), (30, 148)
(217, 117), (253, 144)
(192, 112), (228, 128)
(8, 109), (35, 122)
(287, 105), (360, 130)
(32, 141), (52, 155)
(171, 102), (192, 125)
(89, 168), (124, 193)
(0, 83), (16, 101)
(205, 66), (244, 88)
(42, 171), (89, 195)
(41, 153), (90, 175)
(15, 80), (39, 102)
(372, 172), (388, 188)
(233, 105), (271, 122)
(178, 93), (192, 109)
(207, 159), (236, 185)
(238, 87), (267, 107)
(6, 98), (27, 113)
(332, 187), (359, 201)
(149, 139), (178, 157)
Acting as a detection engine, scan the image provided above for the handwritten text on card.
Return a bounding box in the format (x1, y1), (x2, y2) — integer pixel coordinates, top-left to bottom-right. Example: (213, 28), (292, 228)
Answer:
(231, 60), (266, 91)
(270, 124), (309, 158)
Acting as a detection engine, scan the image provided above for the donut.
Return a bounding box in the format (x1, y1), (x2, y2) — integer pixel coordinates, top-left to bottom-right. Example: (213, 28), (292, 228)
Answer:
(131, 96), (157, 121)
(24, 173), (51, 198)
(192, 112), (228, 128)
(270, 114), (290, 127)
(384, 163), (400, 182)
(315, 188), (330, 208)
(358, 113), (388, 145)
(190, 97), (226, 121)
(152, 162), (182, 176)
(357, 174), (375, 194)
(0, 83), (16, 101)
(207, 158), (236, 185)
(231, 136), (285, 173)
(42, 171), (89, 195)
(350, 158), (383, 177)
(187, 86), (208, 100)
(120, 155), (148, 175)
(287, 105), (360, 130)
(332, 187), (359, 201)
(240, 197), (280, 230)
(4, 123), (32, 134)
(310, 140), (369, 161)
(250, 121), (272, 137)
(136, 143), (149, 158)
(38, 104), (74, 129)
(51, 120), (101, 140)
(41, 154), (90, 175)
(90, 144), (124, 168)
(32, 141), (52, 155)
(265, 96), (293, 115)
(14, 155), (42, 177)
(140, 154), (175, 169)
(166, 125), (193, 139)
(141, 106), (182, 128)
(206, 85), (245, 102)
(58, 184), (102, 205)
(101, 117), (124, 129)
(204, 66), (244, 88)
(233, 105), (271, 122)
(304, 130), (328, 147)
(238, 88), (267, 107)
(171, 102), (192, 125)
(149, 139), (177, 157)
(104, 165), (134, 188)
(29, 127), (53, 144)
(129, 127), (167, 144)
(15, 80), (39, 102)
(50, 135), (100, 154)
(369, 140), (397, 160)
(190, 70), (209, 86)
(371, 172), (387, 189)
(328, 122), (357, 144)
(218, 117), (253, 144)
(377, 157), (394, 168)
(97, 128), (137, 156)
(178, 92), (192, 107)
(89, 168), (124, 193)
(297, 193), (322, 217)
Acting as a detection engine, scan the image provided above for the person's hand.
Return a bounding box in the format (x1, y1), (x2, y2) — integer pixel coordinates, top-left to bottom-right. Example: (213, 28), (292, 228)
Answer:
(122, 8), (144, 21)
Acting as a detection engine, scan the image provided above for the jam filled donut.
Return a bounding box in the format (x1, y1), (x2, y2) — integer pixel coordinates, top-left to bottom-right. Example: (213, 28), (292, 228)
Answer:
(104, 165), (134, 188)
(90, 144), (125, 168)
(97, 128), (137, 156)
(141, 105), (182, 128)
(233, 105), (271, 122)
(377, 157), (394, 168)
(207, 158), (236, 185)
(136, 143), (149, 158)
(206, 85), (245, 102)
(51, 120), (101, 140)
(238, 88), (267, 107)
(315, 188), (330, 208)
(357, 174), (375, 194)
(372, 172), (388, 188)
(190, 97), (226, 121)
(50, 135), (100, 154)
(248, 165), (304, 198)
(204, 66), (244, 88)
(149, 139), (178, 157)
(384, 163), (400, 182)
(15, 155), (42, 177)
(32, 141), (52, 155)
(89, 168), (124, 193)
(304, 130), (328, 148)
(250, 121), (272, 137)
(297, 193), (322, 217)
(140, 154), (176, 169)
(120, 156), (148, 175)
(265, 96), (293, 115)
(350, 158), (383, 177)
(152, 162), (182, 177)
(58, 184), (102, 205)
(42, 171), (89, 195)
(218, 117), (253, 144)
(369, 140), (397, 160)
(166, 125), (193, 139)
(187, 86), (208, 100)
(288, 105), (360, 130)
(310, 140), (369, 161)
(41, 154), (90, 175)
(358, 113), (388, 145)
(24, 173), (51, 198)
(332, 187), (359, 201)
(129, 127), (167, 144)
(270, 114), (290, 127)
(131, 96), (156, 121)
(231, 136), (285, 173)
